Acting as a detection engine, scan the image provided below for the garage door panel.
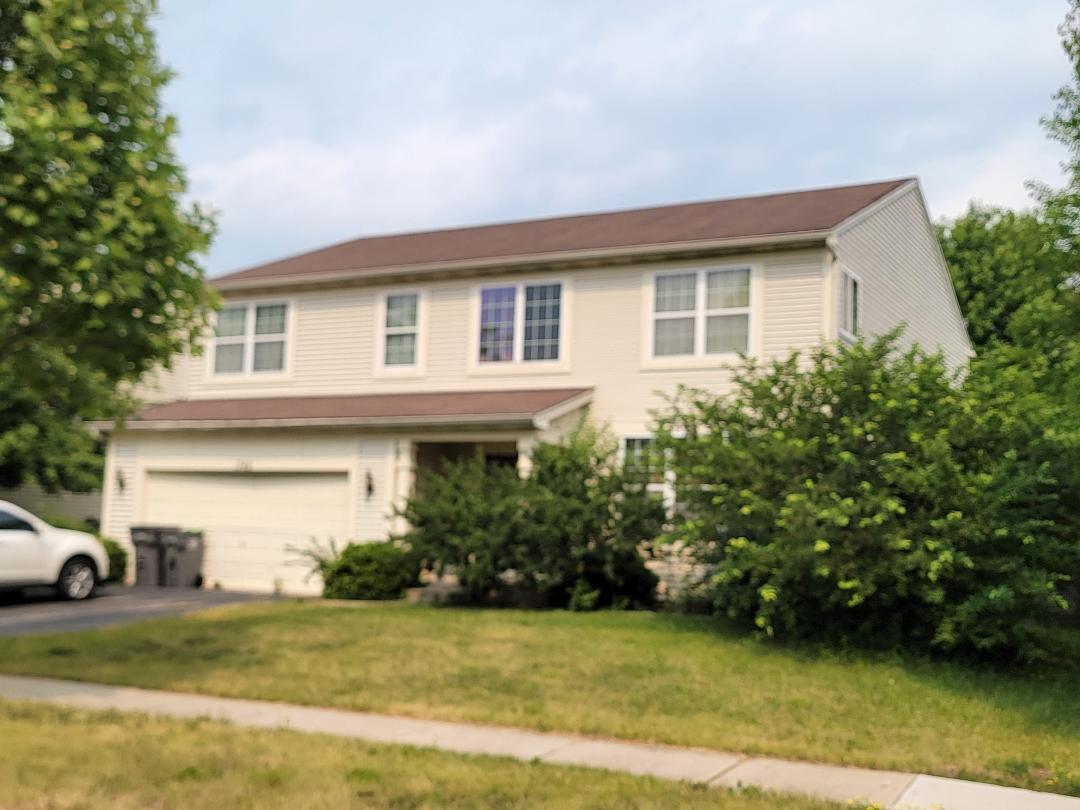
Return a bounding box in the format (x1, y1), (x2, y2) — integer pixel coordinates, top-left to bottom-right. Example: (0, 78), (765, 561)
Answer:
(144, 471), (350, 594)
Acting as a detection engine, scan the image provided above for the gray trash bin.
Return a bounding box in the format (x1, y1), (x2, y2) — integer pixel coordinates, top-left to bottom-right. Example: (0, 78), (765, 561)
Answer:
(131, 525), (203, 588)
(131, 525), (166, 586)
(161, 530), (204, 588)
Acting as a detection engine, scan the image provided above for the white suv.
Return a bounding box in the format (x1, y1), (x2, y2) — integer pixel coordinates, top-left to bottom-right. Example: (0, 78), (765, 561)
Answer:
(0, 500), (109, 600)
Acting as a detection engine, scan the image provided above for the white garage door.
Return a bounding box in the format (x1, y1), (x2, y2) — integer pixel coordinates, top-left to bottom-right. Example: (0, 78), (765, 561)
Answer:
(143, 471), (351, 594)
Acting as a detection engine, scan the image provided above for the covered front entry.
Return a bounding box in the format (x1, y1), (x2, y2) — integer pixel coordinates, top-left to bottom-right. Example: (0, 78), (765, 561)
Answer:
(414, 440), (519, 476)
(143, 470), (351, 594)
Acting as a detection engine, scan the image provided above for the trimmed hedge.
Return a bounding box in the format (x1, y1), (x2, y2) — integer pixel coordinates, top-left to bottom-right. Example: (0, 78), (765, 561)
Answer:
(322, 542), (419, 600)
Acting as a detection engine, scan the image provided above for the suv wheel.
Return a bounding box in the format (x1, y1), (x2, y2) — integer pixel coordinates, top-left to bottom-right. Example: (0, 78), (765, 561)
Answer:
(58, 557), (97, 601)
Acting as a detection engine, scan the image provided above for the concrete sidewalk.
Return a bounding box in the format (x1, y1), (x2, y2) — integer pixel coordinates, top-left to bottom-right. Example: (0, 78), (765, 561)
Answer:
(0, 674), (1075, 810)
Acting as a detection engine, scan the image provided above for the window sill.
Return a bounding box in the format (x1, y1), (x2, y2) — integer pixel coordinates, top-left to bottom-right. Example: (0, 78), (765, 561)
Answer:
(204, 371), (293, 384)
(466, 360), (571, 377)
(639, 353), (745, 372)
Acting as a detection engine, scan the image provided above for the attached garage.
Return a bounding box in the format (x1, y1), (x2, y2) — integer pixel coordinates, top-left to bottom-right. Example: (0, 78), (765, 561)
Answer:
(97, 388), (594, 594)
(143, 470), (351, 594)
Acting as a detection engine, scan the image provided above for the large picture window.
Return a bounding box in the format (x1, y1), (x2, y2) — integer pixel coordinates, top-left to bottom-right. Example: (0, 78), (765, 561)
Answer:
(478, 282), (563, 364)
(212, 302), (289, 375)
(652, 267), (750, 357)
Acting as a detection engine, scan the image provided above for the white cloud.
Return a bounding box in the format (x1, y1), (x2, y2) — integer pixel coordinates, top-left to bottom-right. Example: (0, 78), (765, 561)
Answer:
(191, 93), (677, 272)
(920, 132), (1066, 219)
(161, 0), (1072, 273)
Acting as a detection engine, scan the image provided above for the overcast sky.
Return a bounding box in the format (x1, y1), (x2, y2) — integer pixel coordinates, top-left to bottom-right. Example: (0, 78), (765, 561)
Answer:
(154, 1), (1071, 276)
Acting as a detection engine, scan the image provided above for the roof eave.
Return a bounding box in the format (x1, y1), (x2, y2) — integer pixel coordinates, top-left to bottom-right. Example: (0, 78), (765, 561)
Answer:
(92, 413), (543, 433)
(212, 229), (834, 293)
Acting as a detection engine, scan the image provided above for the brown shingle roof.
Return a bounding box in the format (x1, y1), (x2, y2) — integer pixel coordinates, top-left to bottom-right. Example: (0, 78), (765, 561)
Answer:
(130, 388), (592, 429)
(216, 179), (913, 288)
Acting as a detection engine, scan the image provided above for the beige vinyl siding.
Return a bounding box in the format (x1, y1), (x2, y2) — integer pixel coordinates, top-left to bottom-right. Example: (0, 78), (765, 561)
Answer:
(831, 184), (971, 368)
(762, 253), (826, 358)
(183, 249), (829, 435)
(356, 437), (392, 540)
(131, 355), (191, 405)
(101, 438), (138, 547)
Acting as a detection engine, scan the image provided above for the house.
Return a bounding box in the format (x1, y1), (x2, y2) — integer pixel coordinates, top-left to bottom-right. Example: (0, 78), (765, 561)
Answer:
(90, 178), (969, 594)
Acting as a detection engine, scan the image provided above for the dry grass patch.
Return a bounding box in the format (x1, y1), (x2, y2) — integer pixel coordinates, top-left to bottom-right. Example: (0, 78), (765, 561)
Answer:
(0, 699), (849, 810)
(0, 602), (1077, 795)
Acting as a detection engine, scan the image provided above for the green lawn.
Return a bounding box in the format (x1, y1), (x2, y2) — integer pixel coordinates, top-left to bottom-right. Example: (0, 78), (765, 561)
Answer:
(0, 603), (1077, 796)
(0, 700), (850, 810)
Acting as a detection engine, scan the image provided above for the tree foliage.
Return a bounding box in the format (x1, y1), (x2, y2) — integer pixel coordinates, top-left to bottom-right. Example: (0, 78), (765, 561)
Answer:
(655, 334), (1080, 661)
(938, 3), (1080, 433)
(402, 426), (664, 610)
(0, 0), (215, 489)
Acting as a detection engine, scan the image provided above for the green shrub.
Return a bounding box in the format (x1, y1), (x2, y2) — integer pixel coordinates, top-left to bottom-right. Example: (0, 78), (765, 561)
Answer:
(41, 512), (127, 584)
(100, 537), (127, 584)
(655, 331), (1080, 662)
(404, 458), (525, 604)
(402, 424), (664, 610)
(40, 513), (95, 532)
(322, 542), (419, 600)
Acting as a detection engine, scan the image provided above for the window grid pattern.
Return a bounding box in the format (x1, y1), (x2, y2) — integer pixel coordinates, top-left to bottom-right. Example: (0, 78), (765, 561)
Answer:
(479, 287), (516, 362)
(652, 272), (697, 356)
(478, 283), (563, 363)
(383, 293), (420, 366)
(653, 268), (751, 357)
(213, 302), (288, 375)
(523, 283), (561, 361)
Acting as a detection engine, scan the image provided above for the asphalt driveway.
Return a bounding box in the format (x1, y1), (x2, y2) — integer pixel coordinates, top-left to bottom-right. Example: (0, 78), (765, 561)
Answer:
(0, 586), (266, 637)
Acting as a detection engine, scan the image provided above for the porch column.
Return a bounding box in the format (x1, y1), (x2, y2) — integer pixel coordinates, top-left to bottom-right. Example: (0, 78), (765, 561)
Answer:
(391, 438), (418, 534)
(516, 436), (536, 478)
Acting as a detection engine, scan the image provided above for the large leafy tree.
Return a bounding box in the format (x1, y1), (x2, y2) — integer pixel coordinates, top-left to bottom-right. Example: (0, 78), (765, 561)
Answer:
(1038, 0), (1080, 243)
(0, 0), (215, 490)
(938, 2), (1080, 419)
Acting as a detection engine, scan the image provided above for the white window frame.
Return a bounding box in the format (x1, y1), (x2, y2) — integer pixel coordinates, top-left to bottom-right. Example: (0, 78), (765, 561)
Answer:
(645, 264), (756, 366)
(375, 288), (427, 376)
(839, 267), (861, 342)
(468, 277), (571, 374)
(620, 434), (676, 512)
(208, 299), (293, 379)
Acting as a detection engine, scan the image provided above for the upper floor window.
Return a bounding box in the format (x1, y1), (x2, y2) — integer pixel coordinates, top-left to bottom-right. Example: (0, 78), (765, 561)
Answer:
(383, 292), (419, 367)
(652, 267), (750, 357)
(213, 302), (288, 375)
(478, 282), (562, 363)
(841, 270), (860, 337)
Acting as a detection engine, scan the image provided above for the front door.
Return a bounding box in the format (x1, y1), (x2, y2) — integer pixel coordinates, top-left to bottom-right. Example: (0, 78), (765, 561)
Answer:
(0, 508), (48, 584)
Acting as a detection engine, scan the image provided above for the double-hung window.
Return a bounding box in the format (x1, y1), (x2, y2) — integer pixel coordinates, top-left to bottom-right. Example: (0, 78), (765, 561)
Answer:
(383, 292), (420, 367)
(652, 267), (751, 357)
(212, 302), (289, 375)
(840, 269), (860, 338)
(478, 282), (563, 364)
